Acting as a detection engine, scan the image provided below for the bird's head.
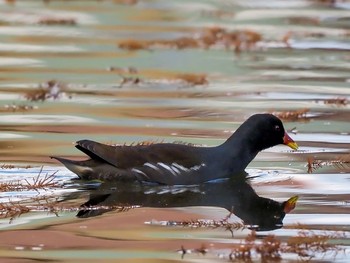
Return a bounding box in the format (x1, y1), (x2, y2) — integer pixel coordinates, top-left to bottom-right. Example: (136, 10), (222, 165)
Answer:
(238, 114), (298, 152)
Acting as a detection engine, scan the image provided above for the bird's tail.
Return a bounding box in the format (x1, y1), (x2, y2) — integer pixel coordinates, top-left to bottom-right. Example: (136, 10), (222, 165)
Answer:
(50, 156), (92, 179)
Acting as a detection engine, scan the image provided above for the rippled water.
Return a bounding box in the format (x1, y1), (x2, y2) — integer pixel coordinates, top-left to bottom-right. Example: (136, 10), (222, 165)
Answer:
(0, 0), (349, 262)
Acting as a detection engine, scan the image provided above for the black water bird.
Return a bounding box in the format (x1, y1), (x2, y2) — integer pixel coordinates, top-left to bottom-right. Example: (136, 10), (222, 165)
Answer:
(52, 113), (298, 184)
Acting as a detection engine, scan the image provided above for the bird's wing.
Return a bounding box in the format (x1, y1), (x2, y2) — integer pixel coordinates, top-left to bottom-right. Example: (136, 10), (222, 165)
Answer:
(75, 139), (208, 184)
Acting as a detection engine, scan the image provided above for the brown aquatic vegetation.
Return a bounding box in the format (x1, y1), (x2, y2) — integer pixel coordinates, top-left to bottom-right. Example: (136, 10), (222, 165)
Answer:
(229, 231), (258, 261)
(163, 218), (245, 237)
(108, 66), (208, 87)
(286, 16), (320, 26)
(323, 97), (348, 106)
(118, 38), (200, 50)
(221, 30), (262, 53)
(307, 155), (350, 173)
(0, 167), (138, 220)
(0, 194), (139, 222)
(0, 168), (58, 192)
(175, 73), (208, 86)
(256, 234), (282, 261)
(181, 230), (344, 261)
(285, 229), (345, 260)
(107, 66), (138, 74)
(119, 76), (142, 87)
(0, 164), (32, 169)
(118, 27), (263, 52)
(38, 18), (76, 25)
(151, 37), (200, 49)
(272, 108), (310, 121)
(118, 39), (152, 51)
(107, 66), (142, 87)
(25, 170), (59, 192)
(0, 202), (30, 223)
(25, 80), (68, 101)
(1, 164), (15, 169)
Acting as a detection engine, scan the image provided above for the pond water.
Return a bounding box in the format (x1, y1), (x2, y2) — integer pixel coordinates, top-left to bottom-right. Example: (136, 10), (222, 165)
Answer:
(0, 0), (349, 262)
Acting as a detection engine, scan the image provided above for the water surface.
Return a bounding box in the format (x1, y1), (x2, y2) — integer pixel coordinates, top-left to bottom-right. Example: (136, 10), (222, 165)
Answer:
(0, 0), (349, 262)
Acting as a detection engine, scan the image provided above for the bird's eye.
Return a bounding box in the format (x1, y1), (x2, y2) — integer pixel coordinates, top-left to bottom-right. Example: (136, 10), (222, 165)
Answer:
(274, 125), (281, 131)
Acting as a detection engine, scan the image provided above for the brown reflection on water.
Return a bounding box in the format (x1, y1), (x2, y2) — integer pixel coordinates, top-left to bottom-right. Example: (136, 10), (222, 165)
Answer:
(0, 208), (233, 263)
(0, 208), (212, 250)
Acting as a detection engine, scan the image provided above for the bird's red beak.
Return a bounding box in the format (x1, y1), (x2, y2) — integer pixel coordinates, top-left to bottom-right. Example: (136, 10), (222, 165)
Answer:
(283, 132), (298, 150)
(283, 195), (298, 213)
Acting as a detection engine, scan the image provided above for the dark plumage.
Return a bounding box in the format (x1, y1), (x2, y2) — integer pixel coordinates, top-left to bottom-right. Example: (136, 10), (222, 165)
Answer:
(51, 113), (298, 184)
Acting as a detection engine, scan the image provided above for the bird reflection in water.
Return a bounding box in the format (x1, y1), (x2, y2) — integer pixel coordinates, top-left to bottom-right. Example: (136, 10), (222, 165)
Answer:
(75, 173), (298, 231)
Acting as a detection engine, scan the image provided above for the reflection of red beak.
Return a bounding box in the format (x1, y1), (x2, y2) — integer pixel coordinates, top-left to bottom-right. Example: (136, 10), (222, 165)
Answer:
(283, 132), (298, 150)
(283, 195), (298, 213)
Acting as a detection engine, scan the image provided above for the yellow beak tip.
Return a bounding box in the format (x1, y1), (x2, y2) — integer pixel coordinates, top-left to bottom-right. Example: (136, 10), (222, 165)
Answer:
(289, 195), (299, 204)
(287, 142), (299, 151)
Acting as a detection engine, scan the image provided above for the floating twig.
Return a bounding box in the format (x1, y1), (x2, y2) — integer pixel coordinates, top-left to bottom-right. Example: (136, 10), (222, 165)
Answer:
(307, 156), (350, 173)
(25, 80), (68, 101)
(323, 97), (348, 106)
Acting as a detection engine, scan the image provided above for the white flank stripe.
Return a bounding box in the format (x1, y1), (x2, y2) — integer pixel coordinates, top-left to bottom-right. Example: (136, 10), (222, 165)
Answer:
(170, 165), (181, 175)
(157, 162), (177, 176)
(171, 163), (190, 172)
(144, 162), (160, 171)
(170, 162), (206, 173)
(131, 168), (149, 178)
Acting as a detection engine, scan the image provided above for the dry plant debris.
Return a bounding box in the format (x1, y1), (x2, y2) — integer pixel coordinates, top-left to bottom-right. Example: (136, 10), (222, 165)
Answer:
(272, 108), (310, 121)
(0, 167), (139, 222)
(323, 97), (348, 106)
(161, 218), (245, 237)
(0, 169), (59, 192)
(38, 18), (76, 25)
(0, 194), (140, 223)
(0, 202), (30, 223)
(1, 164), (16, 169)
(118, 39), (151, 51)
(284, 228), (346, 260)
(25, 80), (68, 101)
(181, 230), (344, 261)
(175, 73), (208, 86)
(118, 27), (264, 53)
(286, 16), (320, 26)
(1, 164), (32, 169)
(107, 66), (142, 87)
(108, 66), (208, 87)
(307, 155), (350, 173)
(25, 172), (58, 192)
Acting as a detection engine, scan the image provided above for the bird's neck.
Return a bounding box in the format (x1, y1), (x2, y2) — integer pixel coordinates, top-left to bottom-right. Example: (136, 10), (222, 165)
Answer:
(216, 133), (260, 174)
